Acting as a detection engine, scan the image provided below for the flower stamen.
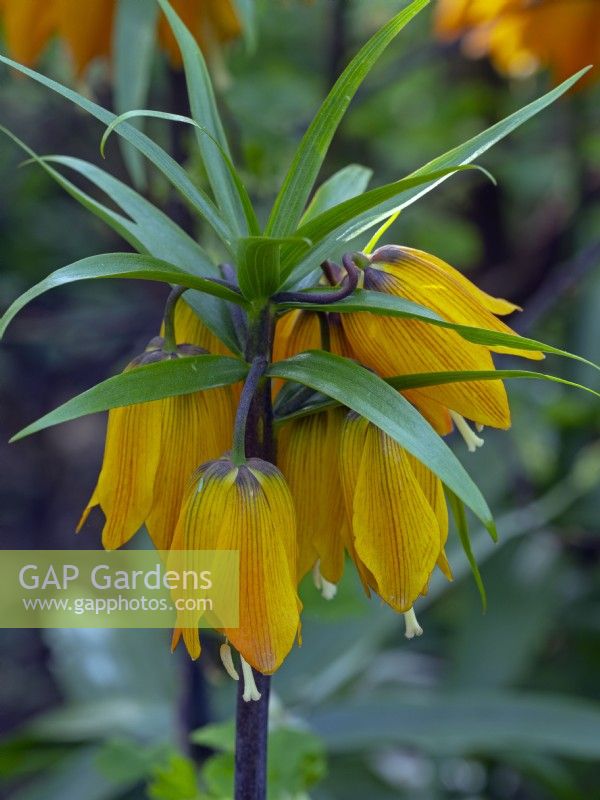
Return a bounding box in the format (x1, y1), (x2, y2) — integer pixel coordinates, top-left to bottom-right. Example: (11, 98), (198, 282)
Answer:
(450, 411), (485, 453)
(240, 655), (262, 702)
(403, 607), (423, 639)
(312, 561), (338, 600)
(220, 642), (239, 682)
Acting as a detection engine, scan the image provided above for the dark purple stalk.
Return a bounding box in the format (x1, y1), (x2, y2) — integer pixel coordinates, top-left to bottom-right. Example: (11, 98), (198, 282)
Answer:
(234, 306), (275, 799)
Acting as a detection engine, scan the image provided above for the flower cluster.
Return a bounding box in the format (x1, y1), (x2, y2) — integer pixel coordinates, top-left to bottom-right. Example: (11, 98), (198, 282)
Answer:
(0, 0), (241, 74)
(435, 0), (600, 84)
(79, 245), (538, 697)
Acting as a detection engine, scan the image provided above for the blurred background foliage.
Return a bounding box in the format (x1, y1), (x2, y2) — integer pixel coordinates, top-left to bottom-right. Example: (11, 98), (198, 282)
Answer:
(0, 1), (599, 798)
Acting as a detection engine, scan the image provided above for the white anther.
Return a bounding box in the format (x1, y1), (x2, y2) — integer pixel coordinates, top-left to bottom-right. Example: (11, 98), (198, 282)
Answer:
(476, 423), (485, 433)
(450, 411), (485, 453)
(403, 607), (423, 639)
(240, 655), (262, 702)
(219, 642), (239, 682)
(312, 561), (338, 600)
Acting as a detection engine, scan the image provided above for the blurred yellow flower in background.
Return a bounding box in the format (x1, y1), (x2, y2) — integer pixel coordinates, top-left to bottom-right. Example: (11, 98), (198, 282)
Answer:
(435, 0), (600, 84)
(0, 0), (241, 74)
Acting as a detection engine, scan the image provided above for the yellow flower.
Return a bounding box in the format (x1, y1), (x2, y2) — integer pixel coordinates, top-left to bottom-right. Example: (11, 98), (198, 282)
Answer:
(277, 408), (348, 596)
(170, 456), (301, 674)
(340, 245), (542, 433)
(78, 336), (235, 550)
(435, 0), (600, 85)
(0, 0), (241, 75)
(340, 412), (453, 623)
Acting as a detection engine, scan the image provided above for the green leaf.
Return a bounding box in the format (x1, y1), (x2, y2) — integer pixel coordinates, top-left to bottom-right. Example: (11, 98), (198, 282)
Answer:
(237, 236), (311, 300)
(113, 0), (159, 189)
(0, 54), (232, 245)
(446, 488), (488, 608)
(157, 0), (247, 237)
(281, 166), (486, 282)
(274, 366), (600, 424)
(101, 109), (260, 236)
(265, 0), (430, 237)
(147, 754), (199, 800)
(280, 289), (600, 372)
(300, 164), (373, 225)
(387, 369), (600, 400)
(267, 350), (495, 534)
(0, 253), (247, 342)
(309, 690), (600, 760)
(284, 67), (590, 286)
(34, 151), (238, 352)
(11, 355), (248, 442)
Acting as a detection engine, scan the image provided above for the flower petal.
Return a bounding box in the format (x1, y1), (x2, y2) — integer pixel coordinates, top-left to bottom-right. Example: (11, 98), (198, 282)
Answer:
(351, 424), (442, 611)
(55, 0), (115, 75)
(171, 459), (300, 673)
(370, 246), (543, 360)
(2, 0), (56, 65)
(146, 387), (235, 551)
(277, 409), (346, 583)
(92, 401), (163, 550)
(342, 311), (511, 428)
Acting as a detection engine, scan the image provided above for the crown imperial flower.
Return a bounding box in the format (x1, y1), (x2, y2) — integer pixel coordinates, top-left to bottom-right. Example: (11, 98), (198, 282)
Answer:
(170, 456), (301, 675)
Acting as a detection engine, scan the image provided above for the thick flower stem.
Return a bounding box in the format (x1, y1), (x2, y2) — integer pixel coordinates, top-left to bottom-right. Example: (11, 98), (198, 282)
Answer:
(234, 305), (275, 800)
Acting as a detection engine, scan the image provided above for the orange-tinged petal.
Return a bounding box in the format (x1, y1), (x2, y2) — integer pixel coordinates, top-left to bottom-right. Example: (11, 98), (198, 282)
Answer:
(351, 424), (441, 611)
(338, 414), (386, 596)
(399, 246), (521, 316)
(171, 458), (300, 673)
(55, 0), (115, 75)
(145, 387), (235, 551)
(2, 0), (56, 65)
(277, 409), (346, 584)
(370, 246), (542, 360)
(342, 309), (511, 428)
(403, 389), (453, 435)
(88, 400), (163, 550)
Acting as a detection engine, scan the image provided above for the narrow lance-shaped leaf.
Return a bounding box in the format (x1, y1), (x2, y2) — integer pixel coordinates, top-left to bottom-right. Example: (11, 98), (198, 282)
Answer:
(0, 127), (239, 354)
(279, 289), (600, 373)
(266, 0), (430, 237)
(267, 350), (496, 535)
(446, 488), (488, 607)
(300, 164), (373, 225)
(0, 253), (247, 341)
(113, 0), (159, 188)
(157, 0), (248, 237)
(274, 368), (600, 424)
(101, 109), (260, 236)
(0, 54), (233, 246)
(11, 356), (249, 442)
(280, 166), (490, 281)
(284, 67), (590, 286)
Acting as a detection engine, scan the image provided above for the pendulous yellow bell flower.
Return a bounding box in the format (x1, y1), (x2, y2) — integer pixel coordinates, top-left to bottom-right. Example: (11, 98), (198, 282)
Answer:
(435, 0), (600, 85)
(0, 0), (241, 75)
(339, 412), (453, 624)
(78, 336), (235, 551)
(340, 245), (542, 434)
(277, 408), (348, 596)
(170, 456), (301, 674)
